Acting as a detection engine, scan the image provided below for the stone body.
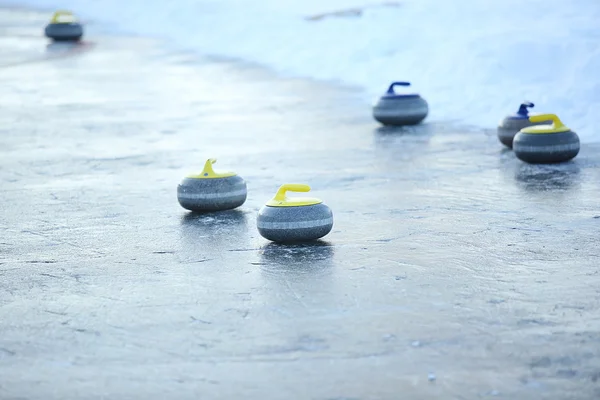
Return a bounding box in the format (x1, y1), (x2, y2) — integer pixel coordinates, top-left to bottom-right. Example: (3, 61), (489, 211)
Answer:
(513, 130), (580, 164)
(177, 175), (247, 212)
(373, 95), (428, 126)
(257, 203), (333, 242)
(45, 23), (83, 42)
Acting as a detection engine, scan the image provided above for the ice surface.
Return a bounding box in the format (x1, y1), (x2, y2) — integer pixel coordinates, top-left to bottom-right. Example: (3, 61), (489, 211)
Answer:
(6, 0), (600, 141)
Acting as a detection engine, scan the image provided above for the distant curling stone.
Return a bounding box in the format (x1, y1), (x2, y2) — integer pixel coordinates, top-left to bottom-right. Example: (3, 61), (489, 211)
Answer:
(513, 114), (580, 164)
(373, 81), (428, 126)
(497, 102), (550, 148)
(257, 184), (333, 243)
(44, 10), (84, 42)
(177, 158), (247, 212)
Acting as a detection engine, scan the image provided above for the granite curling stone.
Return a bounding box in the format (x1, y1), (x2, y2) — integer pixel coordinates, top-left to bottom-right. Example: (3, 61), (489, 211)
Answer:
(257, 184), (333, 243)
(373, 81), (429, 126)
(44, 10), (84, 42)
(497, 102), (550, 148)
(513, 114), (580, 164)
(177, 158), (247, 212)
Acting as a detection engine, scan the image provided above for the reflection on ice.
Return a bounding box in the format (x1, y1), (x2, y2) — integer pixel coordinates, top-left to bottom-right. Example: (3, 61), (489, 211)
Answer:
(514, 162), (581, 192)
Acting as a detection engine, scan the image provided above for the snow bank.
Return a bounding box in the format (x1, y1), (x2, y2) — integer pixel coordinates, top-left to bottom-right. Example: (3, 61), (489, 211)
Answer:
(6, 0), (600, 140)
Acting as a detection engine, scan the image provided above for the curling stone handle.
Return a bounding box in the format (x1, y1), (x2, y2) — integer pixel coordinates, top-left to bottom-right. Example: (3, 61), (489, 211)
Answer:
(517, 101), (534, 115)
(51, 10), (75, 23)
(273, 184), (311, 201)
(387, 81), (411, 94)
(529, 114), (565, 129)
(200, 158), (218, 177)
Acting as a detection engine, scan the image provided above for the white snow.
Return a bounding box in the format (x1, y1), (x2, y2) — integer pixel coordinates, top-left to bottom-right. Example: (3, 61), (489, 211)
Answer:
(6, 0), (600, 140)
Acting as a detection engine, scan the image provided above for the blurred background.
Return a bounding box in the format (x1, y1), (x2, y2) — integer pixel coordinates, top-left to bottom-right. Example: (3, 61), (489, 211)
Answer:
(5, 0), (600, 139)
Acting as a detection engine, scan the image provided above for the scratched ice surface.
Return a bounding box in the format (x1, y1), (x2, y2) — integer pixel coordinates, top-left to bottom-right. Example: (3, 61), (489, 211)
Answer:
(1, 8), (600, 400)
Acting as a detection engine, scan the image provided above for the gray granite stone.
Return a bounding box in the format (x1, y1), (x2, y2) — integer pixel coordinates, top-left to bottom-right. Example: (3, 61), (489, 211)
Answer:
(257, 203), (333, 242)
(373, 96), (428, 126)
(513, 130), (580, 164)
(45, 23), (83, 42)
(177, 175), (247, 212)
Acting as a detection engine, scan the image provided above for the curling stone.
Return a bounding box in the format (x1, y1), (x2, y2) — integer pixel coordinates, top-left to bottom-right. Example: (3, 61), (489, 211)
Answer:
(513, 114), (580, 164)
(44, 10), (84, 42)
(177, 158), (247, 212)
(373, 81), (428, 126)
(497, 102), (550, 148)
(257, 184), (333, 243)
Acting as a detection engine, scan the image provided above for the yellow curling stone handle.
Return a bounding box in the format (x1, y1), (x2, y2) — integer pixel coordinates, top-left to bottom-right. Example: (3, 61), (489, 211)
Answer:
(522, 113), (570, 134)
(187, 158), (236, 179)
(266, 183), (323, 207)
(51, 10), (77, 24)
